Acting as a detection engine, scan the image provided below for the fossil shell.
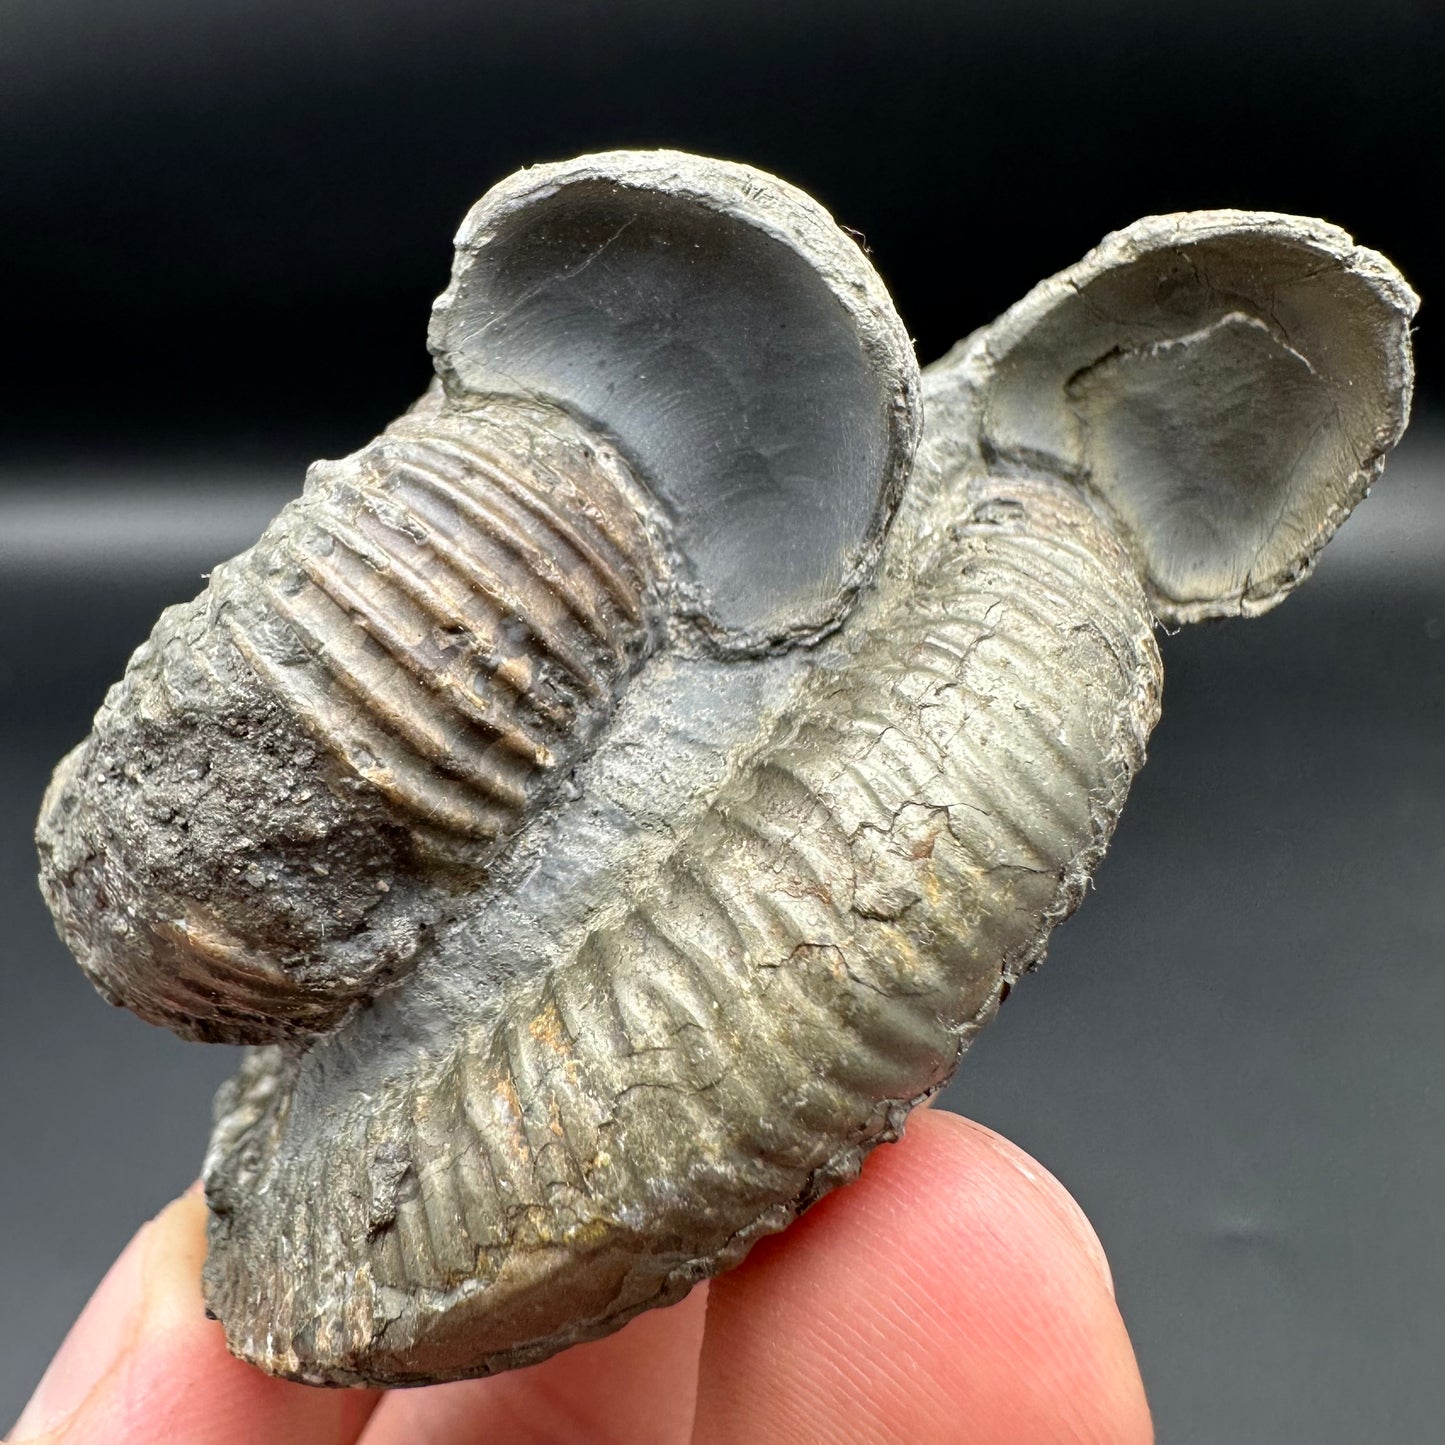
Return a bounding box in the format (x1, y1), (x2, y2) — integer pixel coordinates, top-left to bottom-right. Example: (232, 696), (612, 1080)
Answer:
(36, 394), (663, 1041)
(428, 149), (920, 641)
(200, 467), (1160, 1383)
(35, 156), (1415, 1386)
(944, 210), (1417, 623)
(38, 150), (919, 1045)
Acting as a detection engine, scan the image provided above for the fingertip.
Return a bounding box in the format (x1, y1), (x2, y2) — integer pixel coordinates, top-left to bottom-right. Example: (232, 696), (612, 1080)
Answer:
(8, 1216), (152, 1442)
(10, 1189), (378, 1445)
(131, 1191), (217, 1335)
(920, 1111), (1117, 1299)
(694, 1108), (1152, 1445)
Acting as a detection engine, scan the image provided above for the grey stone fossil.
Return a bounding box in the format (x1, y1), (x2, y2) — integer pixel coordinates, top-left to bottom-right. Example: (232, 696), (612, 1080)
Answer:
(35, 150), (1415, 1386)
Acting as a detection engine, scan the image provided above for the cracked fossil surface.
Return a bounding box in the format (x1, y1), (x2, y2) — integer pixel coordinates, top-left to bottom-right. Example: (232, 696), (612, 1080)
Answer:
(36, 150), (1416, 1385)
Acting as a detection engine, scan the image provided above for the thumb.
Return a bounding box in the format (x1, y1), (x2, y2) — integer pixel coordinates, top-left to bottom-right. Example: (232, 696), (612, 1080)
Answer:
(8, 1189), (377, 1445)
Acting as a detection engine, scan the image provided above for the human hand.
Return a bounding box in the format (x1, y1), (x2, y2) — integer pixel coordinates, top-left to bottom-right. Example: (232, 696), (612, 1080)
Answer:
(7, 1109), (1151, 1444)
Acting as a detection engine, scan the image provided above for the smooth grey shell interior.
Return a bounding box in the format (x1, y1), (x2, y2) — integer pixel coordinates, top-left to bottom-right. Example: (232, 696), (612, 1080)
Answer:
(431, 151), (919, 644)
(948, 211), (1417, 623)
(34, 165), (1417, 1390)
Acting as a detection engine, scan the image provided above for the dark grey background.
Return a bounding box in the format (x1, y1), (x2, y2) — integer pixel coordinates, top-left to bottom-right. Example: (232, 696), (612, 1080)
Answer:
(2, 2), (1441, 1440)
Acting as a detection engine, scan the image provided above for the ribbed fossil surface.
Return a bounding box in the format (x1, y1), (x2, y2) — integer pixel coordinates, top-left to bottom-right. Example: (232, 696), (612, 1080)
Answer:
(231, 395), (660, 853)
(39, 393), (662, 1043)
(202, 464), (1160, 1383)
(36, 151), (1416, 1385)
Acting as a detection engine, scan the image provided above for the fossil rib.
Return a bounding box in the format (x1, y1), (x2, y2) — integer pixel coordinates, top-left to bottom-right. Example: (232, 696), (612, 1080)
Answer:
(37, 151), (919, 1046)
(35, 154), (1415, 1386)
(201, 469), (1159, 1383)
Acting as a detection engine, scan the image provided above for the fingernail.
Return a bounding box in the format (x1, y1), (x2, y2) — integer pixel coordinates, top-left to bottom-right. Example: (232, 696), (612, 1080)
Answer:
(8, 1220), (152, 1441)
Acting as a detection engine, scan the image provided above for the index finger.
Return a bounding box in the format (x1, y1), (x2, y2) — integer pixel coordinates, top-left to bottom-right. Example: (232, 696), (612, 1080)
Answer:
(692, 1108), (1153, 1445)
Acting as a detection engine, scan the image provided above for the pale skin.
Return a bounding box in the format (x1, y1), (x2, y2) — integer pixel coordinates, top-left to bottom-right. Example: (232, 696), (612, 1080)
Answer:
(8, 1110), (1153, 1444)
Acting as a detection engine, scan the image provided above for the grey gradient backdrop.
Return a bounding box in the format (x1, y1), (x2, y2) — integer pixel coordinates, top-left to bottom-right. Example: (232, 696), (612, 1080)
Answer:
(2, 2), (1442, 1440)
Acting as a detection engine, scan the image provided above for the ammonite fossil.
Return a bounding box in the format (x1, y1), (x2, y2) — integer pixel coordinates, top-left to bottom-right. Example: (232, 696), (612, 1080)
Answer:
(36, 150), (1416, 1386)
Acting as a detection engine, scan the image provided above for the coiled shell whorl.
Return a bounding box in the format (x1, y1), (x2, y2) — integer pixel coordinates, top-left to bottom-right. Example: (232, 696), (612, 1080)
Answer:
(200, 465), (1162, 1384)
(232, 396), (661, 858)
(38, 150), (920, 1044)
(36, 160), (1415, 1387)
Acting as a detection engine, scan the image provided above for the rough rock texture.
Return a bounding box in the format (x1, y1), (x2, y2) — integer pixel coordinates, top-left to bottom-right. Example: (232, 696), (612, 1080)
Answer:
(38, 395), (662, 1042)
(36, 152), (1416, 1386)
